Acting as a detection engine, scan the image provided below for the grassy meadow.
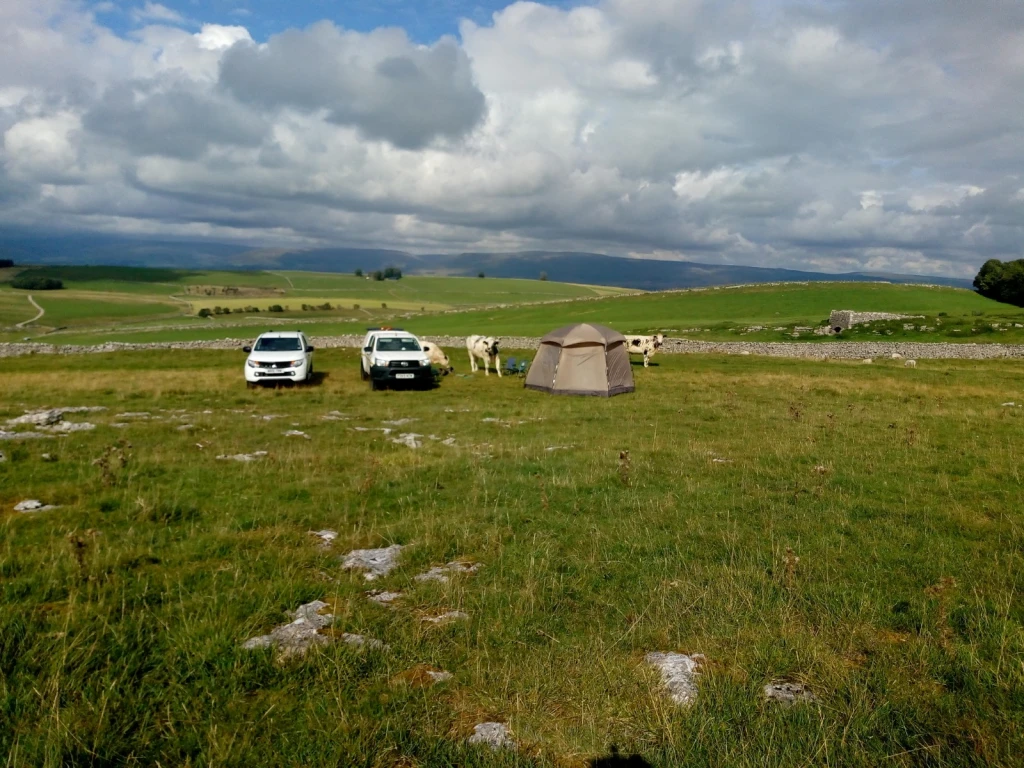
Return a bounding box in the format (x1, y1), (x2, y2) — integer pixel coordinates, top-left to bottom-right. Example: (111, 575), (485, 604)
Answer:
(2, 349), (1023, 766)
(6, 267), (1024, 348)
(0, 266), (631, 344)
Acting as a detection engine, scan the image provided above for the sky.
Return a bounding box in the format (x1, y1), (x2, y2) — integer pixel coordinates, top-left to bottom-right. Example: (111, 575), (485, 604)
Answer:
(2, 1), (1023, 277)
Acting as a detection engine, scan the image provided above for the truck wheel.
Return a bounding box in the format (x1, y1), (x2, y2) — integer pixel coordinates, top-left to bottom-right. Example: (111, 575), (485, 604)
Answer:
(371, 378), (382, 391)
(360, 362), (368, 381)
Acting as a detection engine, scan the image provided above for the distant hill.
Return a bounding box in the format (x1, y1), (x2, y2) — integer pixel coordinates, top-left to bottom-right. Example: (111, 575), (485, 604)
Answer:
(0, 232), (974, 290)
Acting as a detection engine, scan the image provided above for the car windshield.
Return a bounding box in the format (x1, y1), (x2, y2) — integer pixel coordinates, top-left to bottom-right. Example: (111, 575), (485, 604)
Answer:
(254, 337), (302, 352)
(376, 337), (421, 352)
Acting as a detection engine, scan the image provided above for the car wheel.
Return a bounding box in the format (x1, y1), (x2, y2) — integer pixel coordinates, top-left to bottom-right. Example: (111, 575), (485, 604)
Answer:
(360, 362), (368, 381)
(371, 378), (383, 391)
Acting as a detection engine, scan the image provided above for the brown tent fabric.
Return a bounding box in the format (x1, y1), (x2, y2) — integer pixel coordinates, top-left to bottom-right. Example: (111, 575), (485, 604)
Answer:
(524, 323), (635, 397)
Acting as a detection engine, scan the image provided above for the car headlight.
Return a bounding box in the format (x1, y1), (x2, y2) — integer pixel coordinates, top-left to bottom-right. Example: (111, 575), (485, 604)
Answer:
(290, 359), (304, 367)
(374, 357), (387, 367)
(247, 359), (258, 368)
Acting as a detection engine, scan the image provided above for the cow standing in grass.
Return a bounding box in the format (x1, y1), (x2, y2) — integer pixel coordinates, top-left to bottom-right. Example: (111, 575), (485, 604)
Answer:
(466, 336), (501, 376)
(625, 334), (665, 367)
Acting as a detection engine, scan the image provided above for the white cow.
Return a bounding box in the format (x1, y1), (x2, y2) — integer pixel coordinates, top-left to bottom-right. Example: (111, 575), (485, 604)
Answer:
(625, 334), (665, 367)
(466, 336), (501, 376)
(422, 342), (453, 375)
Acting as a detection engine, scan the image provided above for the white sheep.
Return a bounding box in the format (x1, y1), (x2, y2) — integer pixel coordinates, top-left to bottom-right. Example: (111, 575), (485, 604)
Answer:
(905, 359), (917, 368)
(890, 352), (903, 360)
(861, 358), (873, 364)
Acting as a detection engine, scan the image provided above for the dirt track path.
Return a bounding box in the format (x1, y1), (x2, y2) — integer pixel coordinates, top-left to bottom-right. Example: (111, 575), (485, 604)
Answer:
(15, 295), (45, 328)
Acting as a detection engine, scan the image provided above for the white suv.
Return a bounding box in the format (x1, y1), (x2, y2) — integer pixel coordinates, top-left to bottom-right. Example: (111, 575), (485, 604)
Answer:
(243, 331), (314, 387)
(360, 328), (433, 390)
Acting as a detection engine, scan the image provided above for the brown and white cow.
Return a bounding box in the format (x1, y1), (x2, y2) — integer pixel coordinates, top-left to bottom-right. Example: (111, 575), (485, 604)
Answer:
(422, 342), (453, 375)
(466, 335), (501, 376)
(625, 333), (665, 367)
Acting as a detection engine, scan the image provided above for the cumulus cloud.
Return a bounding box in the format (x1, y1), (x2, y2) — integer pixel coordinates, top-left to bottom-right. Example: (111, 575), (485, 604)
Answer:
(0, 0), (1023, 277)
(219, 22), (486, 149)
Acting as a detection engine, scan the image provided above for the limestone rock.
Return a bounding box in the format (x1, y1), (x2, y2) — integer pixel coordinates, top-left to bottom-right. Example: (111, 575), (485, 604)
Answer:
(646, 651), (704, 706)
(341, 544), (404, 580)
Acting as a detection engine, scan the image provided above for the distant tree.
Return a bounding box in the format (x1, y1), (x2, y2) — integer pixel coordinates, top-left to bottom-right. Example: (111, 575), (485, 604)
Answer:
(354, 268), (363, 277)
(381, 302), (387, 309)
(11, 275), (63, 290)
(539, 271), (548, 281)
(974, 258), (1024, 307)
(382, 266), (402, 280)
(372, 270), (384, 281)
(478, 271), (485, 278)
(197, 308), (212, 318)
(0, 259), (13, 268)
(268, 304), (284, 312)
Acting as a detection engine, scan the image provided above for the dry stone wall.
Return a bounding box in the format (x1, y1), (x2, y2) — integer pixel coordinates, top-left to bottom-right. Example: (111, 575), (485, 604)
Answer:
(3, 335), (1024, 360)
(828, 310), (923, 331)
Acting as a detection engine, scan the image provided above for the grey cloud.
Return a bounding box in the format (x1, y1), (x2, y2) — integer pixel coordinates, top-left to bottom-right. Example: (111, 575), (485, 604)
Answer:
(218, 22), (486, 149)
(82, 79), (267, 159)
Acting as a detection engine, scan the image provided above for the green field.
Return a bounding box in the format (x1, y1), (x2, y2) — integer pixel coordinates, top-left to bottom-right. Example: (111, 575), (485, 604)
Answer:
(2, 350), (1022, 765)
(23, 279), (1024, 348)
(0, 266), (633, 343)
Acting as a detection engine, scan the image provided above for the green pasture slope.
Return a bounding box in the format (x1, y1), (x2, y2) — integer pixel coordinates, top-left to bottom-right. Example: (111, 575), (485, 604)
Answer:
(0, 265), (631, 343)
(400, 282), (1024, 338)
(2, 350), (1023, 765)
(40, 279), (1024, 347)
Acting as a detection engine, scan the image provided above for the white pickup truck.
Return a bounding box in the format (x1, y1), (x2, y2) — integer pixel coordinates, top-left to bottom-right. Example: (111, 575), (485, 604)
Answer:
(359, 328), (434, 390)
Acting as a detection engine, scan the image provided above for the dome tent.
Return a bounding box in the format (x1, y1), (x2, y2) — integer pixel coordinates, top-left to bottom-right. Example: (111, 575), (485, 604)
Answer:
(524, 323), (635, 397)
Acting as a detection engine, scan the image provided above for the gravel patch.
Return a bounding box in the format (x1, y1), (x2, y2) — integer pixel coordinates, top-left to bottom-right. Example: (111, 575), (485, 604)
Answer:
(646, 652), (705, 706)
(468, 723), (516, 751)
(414, 561), (482, 584)
(341, 544), (405, 580)
(763, 681), (818, 706)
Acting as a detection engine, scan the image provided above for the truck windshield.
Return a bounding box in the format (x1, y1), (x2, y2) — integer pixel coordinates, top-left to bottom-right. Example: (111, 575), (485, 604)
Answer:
(254, 337), (302, 351)
(376, 337), (421, 352)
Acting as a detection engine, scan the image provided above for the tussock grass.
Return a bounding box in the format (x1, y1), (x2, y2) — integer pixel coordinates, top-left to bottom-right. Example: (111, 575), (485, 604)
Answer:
(2, 350), (1023, 766)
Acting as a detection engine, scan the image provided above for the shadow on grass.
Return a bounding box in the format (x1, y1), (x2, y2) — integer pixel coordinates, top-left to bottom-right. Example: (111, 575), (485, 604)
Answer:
(250, 371), (330, 389)
(589, 746), (653, 767)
